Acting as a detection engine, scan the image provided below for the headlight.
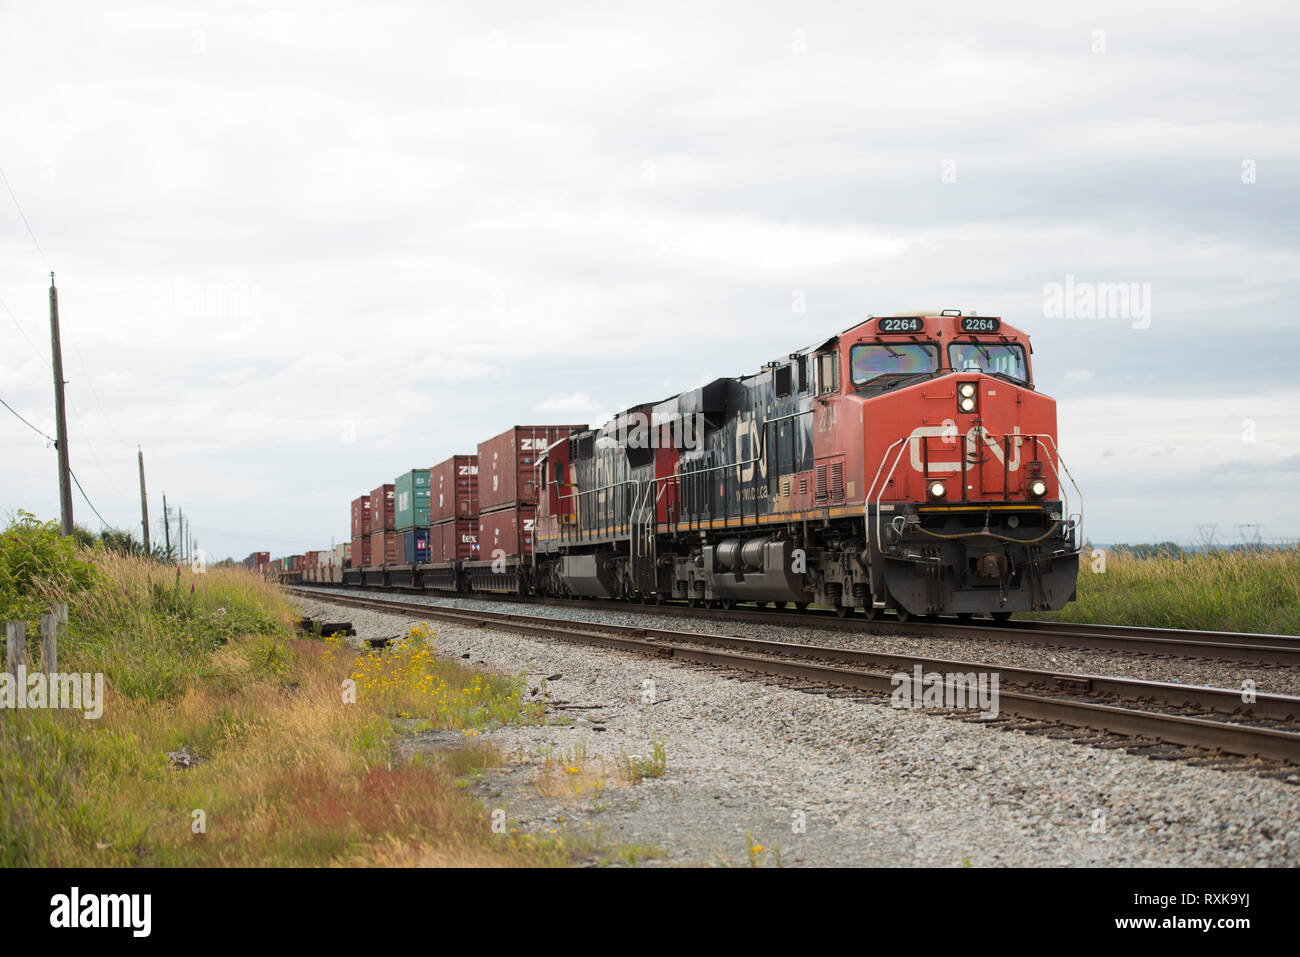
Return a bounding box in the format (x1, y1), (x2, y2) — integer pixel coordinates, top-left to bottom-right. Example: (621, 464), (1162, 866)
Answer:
(1028, 478), (1048, 498)
(927, 480), (946, 500)
(957, 382), (978, 414)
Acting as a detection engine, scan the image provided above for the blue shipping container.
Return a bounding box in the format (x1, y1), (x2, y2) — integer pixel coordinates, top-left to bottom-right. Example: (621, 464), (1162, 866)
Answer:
(401, 528), (430, 565)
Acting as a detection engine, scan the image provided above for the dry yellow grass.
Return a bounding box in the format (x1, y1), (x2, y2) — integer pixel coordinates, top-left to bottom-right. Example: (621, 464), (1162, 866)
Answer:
(0, 541), (565, 866)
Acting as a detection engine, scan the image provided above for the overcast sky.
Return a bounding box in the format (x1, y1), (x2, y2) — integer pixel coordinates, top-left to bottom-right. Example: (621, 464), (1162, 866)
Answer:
(2, 0), (1298, 558)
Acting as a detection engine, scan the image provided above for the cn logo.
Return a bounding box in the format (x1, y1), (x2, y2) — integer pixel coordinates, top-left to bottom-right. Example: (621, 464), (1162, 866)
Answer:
(909, 426), (1023, 474)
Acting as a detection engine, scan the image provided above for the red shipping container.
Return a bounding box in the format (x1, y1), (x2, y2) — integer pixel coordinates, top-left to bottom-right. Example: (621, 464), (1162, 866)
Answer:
(350, 535), (372, 568)
(369, 528), (399, 566)
(429, 518), (479, 564)
(351, 495), (371, 539)
(430, 454), (479, 523)
(477, 425), (585, 513)
(478, 505), (536, 559)
(370, 484), (396, 531)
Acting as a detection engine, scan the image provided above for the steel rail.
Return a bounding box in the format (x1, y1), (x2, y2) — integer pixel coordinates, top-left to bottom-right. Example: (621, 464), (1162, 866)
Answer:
(291, 588), (1300, 764)
(295, 582), (1300, 665)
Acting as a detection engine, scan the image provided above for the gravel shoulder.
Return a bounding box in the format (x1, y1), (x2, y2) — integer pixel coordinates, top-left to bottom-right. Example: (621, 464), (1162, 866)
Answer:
(294, 592), (1300, 868)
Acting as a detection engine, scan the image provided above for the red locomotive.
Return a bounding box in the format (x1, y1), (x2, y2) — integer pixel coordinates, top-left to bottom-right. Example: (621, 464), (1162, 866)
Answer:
(534, 310), (1081, 619)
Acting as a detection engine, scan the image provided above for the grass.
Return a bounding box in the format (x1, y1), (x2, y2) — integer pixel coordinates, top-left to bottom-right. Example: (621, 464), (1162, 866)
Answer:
(1023, 544), (1300, 635)
(616, 737), (668, 784)
(533, 734), (669, 799)
(0, 516), (592, 866)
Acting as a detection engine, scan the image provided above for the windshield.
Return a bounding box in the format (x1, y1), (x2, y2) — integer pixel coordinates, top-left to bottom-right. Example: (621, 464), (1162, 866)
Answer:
(948, 341), (1029, 383)
(850, 343), (939, 386)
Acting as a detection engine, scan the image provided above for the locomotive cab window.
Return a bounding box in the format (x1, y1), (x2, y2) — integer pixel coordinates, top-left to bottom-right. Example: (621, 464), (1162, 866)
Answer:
(774, 363), (792, 398)
(849, 343), (939, 386)
(947, 342), (1028, 384)
(815, 352), (839, 394)
(796, 355), (809, 393)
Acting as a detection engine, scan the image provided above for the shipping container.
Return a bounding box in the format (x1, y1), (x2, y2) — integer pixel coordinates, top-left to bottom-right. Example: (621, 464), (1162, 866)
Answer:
(351, 535), (372, 568)
(369, 528), (399, 566)
(478, 505), (536, 559)
(430, 454), (479, 523)
(477, 425), (586, 513)
(334, 541), (352, 568)
(350, 495), (371, 540)
(370, 484), (396, 531)
(399, 527), (431, 565)
(429, 518), (479, 564)
(394, 469), (431, 530)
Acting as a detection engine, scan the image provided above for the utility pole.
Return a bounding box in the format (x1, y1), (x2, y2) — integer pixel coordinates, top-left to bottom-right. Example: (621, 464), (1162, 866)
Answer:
(137, 447), (151, 551)
(48, 273), (73, 535)
(163, 494), (172, 560)
(178, 509), (184, 563)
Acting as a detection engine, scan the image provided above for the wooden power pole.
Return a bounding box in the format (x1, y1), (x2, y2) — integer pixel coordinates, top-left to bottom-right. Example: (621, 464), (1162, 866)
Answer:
(162, 493), (172, 559)
(177, 509), (184, 562)
(48, 273), (73, 535)
(137, 447), (150, 550)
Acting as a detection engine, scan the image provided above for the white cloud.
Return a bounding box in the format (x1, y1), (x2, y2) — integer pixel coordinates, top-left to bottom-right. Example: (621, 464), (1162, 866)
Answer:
(535, 392), (602, 413)
(1, 0), (1297, 553)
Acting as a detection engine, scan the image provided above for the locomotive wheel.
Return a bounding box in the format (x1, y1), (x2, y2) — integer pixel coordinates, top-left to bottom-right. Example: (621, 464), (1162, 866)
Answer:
(895, 606), (912, 623)
(992, 611), (1013, 622)
(794, 602), (809, 611)
(720, 599), (735, 611)
(863, 604), (880, 621)
(834, 604), (853, 618)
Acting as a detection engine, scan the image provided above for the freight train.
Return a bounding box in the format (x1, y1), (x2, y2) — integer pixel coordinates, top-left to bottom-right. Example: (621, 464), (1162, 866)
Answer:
(267, 310), (1082, 620)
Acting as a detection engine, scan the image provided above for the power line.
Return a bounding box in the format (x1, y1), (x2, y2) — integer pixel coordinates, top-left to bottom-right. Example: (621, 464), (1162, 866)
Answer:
(73, 342), (131, 448)
(0, 288), (45, 361)
(69, 468), (110, 529)
(0, 393), (54, 442)
(0, 163), (52, 271)
(2, 392), (114, 532)
(67, 390), (127, 498)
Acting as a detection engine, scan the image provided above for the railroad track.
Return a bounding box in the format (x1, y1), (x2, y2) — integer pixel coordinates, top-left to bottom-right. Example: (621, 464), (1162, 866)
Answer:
(295, 582), (1300, 666)
(291, 587), (1300, 779)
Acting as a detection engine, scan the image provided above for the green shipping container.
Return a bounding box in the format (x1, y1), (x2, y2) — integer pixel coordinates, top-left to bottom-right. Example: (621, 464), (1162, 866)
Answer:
(394, 468), (432, 530)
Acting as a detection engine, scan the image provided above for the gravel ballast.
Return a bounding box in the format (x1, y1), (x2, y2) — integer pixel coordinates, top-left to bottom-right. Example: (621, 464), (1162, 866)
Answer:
(294, 592), (1300, 867)
(295, 586), (1300, 697)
